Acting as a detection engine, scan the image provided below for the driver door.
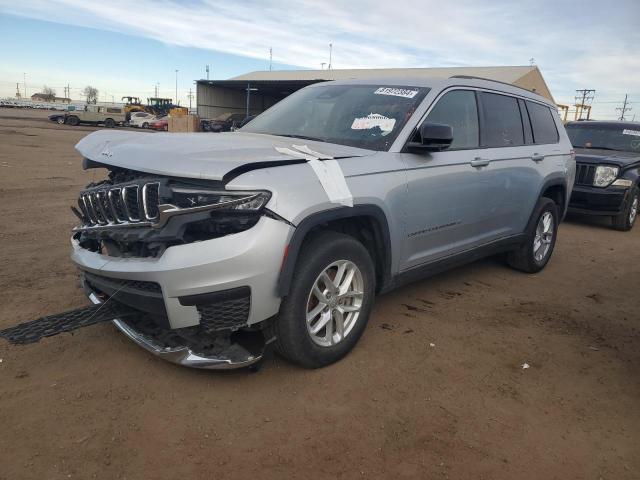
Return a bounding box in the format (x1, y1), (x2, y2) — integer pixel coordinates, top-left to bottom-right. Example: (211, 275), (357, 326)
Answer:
(400, 89), (494, 270)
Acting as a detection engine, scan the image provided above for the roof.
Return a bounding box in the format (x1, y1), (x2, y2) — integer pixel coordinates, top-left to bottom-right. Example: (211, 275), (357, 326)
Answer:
(230, 66), (535, 82)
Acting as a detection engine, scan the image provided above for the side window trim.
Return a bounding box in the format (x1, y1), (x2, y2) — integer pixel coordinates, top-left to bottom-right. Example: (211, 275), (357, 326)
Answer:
(518, 98), (534, 145)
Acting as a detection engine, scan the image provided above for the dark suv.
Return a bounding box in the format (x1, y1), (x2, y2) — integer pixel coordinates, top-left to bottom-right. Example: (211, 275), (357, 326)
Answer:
(567, 121), (640, 230)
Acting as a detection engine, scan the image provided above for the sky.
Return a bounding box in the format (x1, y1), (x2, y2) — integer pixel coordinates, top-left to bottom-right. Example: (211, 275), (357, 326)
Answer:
(0, 0), (638, 119)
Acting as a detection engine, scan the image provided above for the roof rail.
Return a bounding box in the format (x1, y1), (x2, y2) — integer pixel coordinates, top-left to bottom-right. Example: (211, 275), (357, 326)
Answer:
(448, 75), (539, 96)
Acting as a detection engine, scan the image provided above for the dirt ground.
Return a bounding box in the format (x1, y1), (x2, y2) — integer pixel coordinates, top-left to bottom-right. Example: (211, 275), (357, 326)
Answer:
(0, 108), (638, 480)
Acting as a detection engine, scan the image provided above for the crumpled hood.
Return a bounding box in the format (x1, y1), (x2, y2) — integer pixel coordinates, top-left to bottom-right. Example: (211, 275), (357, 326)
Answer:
(75, 130), (374, 180)
(574, 148), (640, 167)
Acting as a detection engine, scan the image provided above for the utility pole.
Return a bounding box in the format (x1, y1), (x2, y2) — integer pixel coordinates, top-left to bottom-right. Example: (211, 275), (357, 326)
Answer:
(15, 83), (21, 98)
(574, 89), (595, 120)
(321, 63), (326, 70)
(328, 43), (332, 70)
(23, 73), (27, 99)
(206, 65), (210, 80)
(269, 47), (273, 71)
(154, 83), (159, 97)
(187, 88), (194, 110)
(175, 69), (179, 104)
(616, 94), (632, 121)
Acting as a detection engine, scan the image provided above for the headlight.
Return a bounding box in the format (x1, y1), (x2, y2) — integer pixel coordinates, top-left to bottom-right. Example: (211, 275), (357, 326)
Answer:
(171, 188), (271, 211)
(593, 166), (619, 187)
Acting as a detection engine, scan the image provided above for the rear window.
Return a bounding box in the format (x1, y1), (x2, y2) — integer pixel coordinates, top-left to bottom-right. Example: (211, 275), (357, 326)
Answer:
(479, 92), (524, 147)
(526, 101), (559, 144)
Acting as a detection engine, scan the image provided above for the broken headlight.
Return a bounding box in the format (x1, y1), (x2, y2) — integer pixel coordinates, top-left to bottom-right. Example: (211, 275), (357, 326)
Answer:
(170, 188), (271, 211)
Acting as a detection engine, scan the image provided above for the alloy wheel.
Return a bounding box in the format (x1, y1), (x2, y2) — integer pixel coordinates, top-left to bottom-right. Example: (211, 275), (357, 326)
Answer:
(629, 195), (638, 225)
(533, 211), (554, 262)
(305, 260), (364, 347)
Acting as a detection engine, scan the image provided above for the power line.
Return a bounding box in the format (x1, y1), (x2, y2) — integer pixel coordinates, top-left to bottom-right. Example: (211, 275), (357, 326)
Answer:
(575, 89), (595, 120)
(616, 94), (632, 121)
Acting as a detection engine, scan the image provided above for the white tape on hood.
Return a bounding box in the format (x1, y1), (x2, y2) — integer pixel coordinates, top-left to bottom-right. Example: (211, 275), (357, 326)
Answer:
(275, 146), (353, 207)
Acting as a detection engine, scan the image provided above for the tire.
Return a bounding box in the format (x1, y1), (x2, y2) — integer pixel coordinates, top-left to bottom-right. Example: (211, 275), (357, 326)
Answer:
(104, 118), (116, 128)
(66, 115), (79, 126)
(56, 117), (65, 125)
(612, 186), (639, 231)
(142, 122), (149, 129)
(274, 231), (376, 368)
(507, 197), (558, 273)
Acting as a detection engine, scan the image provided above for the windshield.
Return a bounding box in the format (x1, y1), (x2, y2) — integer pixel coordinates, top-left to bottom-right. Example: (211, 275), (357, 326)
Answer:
(566, 123), (640, 153)
(241, 84), (429, 151)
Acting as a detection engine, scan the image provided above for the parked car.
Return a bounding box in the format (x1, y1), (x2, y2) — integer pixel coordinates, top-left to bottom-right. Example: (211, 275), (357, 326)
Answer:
(201, 112), (246, 132)
(128, 111), (156, 128)
(64, 105), (126, 127)
(70, 77), (574, 370)
(566, 121), (640, 230)
(149, 116), (168, 131)
(48, 113), (66, 124)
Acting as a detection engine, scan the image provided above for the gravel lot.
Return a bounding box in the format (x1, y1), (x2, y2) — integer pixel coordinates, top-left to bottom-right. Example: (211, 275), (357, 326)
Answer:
(1, 108), (639, 480)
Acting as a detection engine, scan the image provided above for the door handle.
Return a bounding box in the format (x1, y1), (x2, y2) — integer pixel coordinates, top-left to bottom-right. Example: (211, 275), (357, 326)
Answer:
(471, 157), (490, 168)
(531, 153), (545, 162)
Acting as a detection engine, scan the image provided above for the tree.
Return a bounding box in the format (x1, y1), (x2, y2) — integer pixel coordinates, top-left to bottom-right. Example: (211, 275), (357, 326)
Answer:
(83, 85), (99, 104)
(41, 85), (56, 101)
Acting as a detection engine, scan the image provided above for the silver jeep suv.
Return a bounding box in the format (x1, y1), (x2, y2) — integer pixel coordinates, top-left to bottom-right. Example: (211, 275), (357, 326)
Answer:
(71, 76), (575, 369)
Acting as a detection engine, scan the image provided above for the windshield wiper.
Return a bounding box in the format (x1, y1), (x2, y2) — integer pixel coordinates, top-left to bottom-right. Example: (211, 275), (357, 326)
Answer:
(276, 134), (327, 143)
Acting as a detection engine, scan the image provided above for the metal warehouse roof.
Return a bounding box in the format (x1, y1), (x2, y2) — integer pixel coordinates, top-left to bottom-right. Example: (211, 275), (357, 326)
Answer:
(229, 65), (555, 103)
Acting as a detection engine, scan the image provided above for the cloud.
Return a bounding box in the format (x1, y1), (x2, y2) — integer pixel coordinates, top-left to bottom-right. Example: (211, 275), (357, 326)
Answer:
(1, 0), (639, 116)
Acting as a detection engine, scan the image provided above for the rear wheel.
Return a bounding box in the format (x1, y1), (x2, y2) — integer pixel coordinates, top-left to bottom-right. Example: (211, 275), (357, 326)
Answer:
(274, 232), (376, 368)
(612, 186), (638, 231)
(66, 115), (79, 126)
(508, 197), (558, 273)
(104, 118), (116, 128)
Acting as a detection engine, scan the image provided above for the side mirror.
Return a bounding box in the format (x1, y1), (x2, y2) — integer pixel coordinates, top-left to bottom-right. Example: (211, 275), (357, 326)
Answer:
(407, 122), (453, 152)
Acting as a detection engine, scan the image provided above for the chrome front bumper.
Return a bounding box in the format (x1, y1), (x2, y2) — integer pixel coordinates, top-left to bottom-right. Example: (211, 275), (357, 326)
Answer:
(88, 293), (266, 370)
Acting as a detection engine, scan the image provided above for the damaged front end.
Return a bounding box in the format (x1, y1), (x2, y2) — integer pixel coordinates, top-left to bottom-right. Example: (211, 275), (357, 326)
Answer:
(73, 167), (272, 258)
(67, 165), (282, 369)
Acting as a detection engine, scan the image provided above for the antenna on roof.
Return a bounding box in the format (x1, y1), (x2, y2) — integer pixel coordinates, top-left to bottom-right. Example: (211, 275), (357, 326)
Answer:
(529, 57), (536, 66)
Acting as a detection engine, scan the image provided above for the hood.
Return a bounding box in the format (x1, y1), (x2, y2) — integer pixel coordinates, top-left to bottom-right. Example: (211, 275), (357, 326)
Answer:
(75, 130), (374, 181)
(574, 148), (640, 167)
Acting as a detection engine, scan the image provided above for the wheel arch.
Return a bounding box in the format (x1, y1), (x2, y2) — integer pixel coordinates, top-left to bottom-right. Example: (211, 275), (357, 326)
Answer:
(277, 205), (392, 297)
(538, 177), (568, 220)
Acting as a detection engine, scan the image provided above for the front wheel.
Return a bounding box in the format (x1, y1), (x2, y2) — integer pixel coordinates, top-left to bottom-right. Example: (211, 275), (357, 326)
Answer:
(612, 186), (638, 231)
(142, 122), (149, 129)
(56, 117), (65, 125)
(274, 232), (376, 368)
(104, 118), (116, 128)
(66, 115), (79, 126)
(507, 197), (558, 273)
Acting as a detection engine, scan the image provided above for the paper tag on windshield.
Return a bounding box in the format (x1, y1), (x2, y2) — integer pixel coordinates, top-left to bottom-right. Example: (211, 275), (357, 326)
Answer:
(351, 114), (396, 133)
(374, 87), (418, 98)
(622, 129), (640, 137)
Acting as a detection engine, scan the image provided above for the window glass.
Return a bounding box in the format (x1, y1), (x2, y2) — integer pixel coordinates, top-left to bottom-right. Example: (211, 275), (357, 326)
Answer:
(526, 101), (559, 144)
(518, 99), (534, 144)
(566, 123), (640, 152)
(480, 92), (524, 147)
(424, 90), (479, 149)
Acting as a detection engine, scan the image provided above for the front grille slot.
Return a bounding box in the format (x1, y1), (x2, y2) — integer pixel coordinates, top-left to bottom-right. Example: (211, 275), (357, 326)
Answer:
(143, 183), (160, 220)
(576, 163), (596, 186)
(123, 185), (141, 221)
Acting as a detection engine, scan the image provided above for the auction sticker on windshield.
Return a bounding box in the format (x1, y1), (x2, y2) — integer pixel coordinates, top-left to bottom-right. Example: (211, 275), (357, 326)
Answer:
(374, 87), (418, 98)
(622, 129), (640, 137)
